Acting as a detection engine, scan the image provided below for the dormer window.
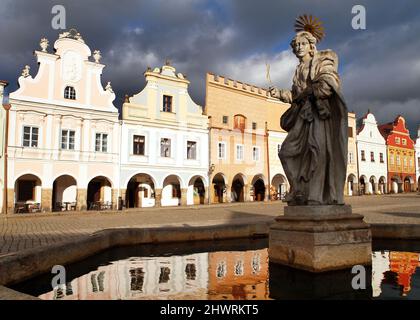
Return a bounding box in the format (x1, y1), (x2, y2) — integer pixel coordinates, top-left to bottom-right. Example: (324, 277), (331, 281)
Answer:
(163, 95), (172, 112)
(64, 86), (76, 100)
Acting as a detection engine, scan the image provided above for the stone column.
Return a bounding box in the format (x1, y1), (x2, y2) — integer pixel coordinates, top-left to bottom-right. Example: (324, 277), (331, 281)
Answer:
(181, 188), (188, 206)
(7, 189), (14, 213)
(41, 188), (52, 212)
(374, 183), (379, 194)
(265, 184), (270, 201)
(154, 188), (162, 207)
(245, 184), (251, 202)
(77, 189), (87, 211)
(112, 189), (119, 210)
(353, 183), (359, 196)
(204, 186), (209, 204)
(120, 188), (127, 209)
(225, 184), (231, 203)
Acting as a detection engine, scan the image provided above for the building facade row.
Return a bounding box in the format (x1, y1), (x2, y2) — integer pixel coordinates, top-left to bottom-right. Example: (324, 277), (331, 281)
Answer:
(1, 30), (420, 213)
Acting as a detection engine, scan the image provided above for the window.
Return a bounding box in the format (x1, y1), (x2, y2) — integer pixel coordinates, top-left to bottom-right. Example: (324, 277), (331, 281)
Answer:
(390, 155), (394, 165)
(252, 254), (261, 274)
(129, 268), (145, 292)
(133, 135), (145, 155)
(236, 144), (244, 161)
(187, 141), (197, 160)
(348, 127), (353, 138)
(61, 130), (75, 150)
(380, 153), (384, 163)
(361, 150), (366, 161)
(185, 264), (196, 281)
(348, 152), (353, 164)
(64, 86), (76, 100)
(233, 115), (246, 131)
(370, 151), (375, 162)
(23, 126), (39, 147)
(218, 142), (226, 160)
(163, 95), (172, 112)
(402, 138), (407, 146)
(234, 260), (244, 276)
(159, 267), (171, 284)
(95, 133), (108, 152)
(396, 155), (401, 166)
(216, 261), (227, 278)
(222, 116), (228, 124)
(252, 122), (257, 130)
(395, 137), (400, 144)
(410, 158), (413, 168)
(253, 146), (260, 161)
(403, 157), (407, 167)
(160, 138), (171, 157)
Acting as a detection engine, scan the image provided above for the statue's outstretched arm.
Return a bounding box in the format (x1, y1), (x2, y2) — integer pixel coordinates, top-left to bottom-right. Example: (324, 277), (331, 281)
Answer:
(269, 86), (293, 104)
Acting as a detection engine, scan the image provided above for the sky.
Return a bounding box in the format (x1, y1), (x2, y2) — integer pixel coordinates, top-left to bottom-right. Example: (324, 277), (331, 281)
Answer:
(1, 0), (420, 137)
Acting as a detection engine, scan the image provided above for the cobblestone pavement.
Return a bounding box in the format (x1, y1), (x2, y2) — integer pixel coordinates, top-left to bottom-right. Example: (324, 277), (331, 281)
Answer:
(0, 193), (419, 256)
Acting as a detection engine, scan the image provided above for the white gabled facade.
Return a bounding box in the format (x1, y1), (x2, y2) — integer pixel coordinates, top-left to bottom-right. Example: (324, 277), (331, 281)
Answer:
(120, 63), (209, 207)
(356, 112), (388, 194)
(7, 30), (120, 212)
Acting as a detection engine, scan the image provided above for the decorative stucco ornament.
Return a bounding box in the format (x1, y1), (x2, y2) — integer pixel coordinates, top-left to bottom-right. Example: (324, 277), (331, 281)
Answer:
(93, 50), (102, 63)
(105, 81), (114, 93)
(40, 38), (49, 52)
(21, 65), (31, 78)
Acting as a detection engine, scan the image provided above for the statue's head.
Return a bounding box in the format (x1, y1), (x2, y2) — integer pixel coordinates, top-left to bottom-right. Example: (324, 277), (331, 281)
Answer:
(290, 31), (317, 59)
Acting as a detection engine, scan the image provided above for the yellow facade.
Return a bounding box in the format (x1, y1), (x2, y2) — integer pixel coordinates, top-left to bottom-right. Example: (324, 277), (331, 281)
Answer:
(388, 146), (415, 174)
(206, 73), (289, 203)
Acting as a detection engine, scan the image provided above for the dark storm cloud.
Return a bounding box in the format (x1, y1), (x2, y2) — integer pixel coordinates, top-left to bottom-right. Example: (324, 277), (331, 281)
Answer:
(1, 0), (420, 135)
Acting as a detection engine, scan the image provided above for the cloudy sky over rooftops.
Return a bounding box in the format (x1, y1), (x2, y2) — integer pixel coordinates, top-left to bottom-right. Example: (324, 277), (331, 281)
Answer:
(1, 0), (419, 136)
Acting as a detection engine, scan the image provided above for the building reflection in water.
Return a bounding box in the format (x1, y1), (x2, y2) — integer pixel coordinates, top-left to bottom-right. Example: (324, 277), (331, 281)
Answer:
(372, 250), (420, 298)
(40, 253), (209, 300)
(208, 249), (269, 300)
(39, 248), (269, 300)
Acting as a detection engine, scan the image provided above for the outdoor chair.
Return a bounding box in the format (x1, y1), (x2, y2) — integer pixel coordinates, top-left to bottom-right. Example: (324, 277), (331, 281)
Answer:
(14, 203), (26, 214)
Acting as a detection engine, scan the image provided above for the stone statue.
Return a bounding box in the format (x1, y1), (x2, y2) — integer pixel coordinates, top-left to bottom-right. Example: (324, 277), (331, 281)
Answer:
(21, 65), (31, 78)
(40, 38), (49, 52)
(93, 50), (102, 63)
(105, 81), (114, 93)
(269, 17), (348, 206)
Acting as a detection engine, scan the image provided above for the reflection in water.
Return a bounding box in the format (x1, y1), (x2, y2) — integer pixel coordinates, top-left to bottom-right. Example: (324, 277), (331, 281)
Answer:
(11, 239), (420, 300)
(37, 248), (269, 300)
(372, 250), (420, 299)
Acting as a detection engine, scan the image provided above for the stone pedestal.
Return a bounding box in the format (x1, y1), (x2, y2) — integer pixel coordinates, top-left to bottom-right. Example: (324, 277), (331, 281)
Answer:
(269, 205), (372, 273)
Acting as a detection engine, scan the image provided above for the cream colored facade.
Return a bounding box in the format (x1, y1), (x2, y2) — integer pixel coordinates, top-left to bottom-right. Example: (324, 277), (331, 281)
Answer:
(120, 64), (209, 208)
(346, 112), (359, 196)
(267, 97), (290, 200)
(7, 30), (120, 212)
(206, 73), (288, 203)
(39, 252), (209, 300)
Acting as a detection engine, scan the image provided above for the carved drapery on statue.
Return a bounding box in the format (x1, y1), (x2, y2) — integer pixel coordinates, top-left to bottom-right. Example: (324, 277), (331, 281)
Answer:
(278, 49), (348, 205)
